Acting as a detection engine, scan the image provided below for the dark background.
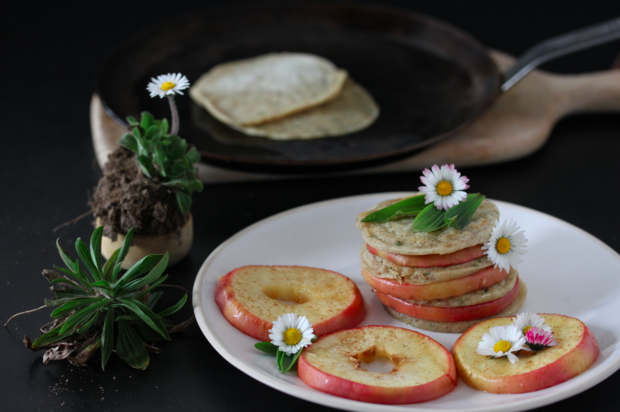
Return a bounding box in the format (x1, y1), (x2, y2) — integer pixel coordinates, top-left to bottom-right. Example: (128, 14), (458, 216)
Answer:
(2, 0), (620, 410)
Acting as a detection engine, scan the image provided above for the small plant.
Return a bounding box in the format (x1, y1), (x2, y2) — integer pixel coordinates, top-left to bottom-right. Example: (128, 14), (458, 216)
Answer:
(119, 112), (203, 215)
(17, 227), (192, 370)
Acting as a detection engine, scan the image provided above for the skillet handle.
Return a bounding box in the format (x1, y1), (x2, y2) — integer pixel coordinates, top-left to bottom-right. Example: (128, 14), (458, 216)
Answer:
(502, 17), (620, 92)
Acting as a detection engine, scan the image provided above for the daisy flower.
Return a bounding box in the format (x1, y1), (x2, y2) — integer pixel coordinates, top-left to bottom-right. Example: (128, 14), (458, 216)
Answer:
(477, 325), (527, 364)
(512, 312), (552, 336)
(482, 219), (528, 273)
(147, 73), (190, 98)
(269, 313), (315, 355)
(418, 164), (469, 210)
(526, 327), (558, 352)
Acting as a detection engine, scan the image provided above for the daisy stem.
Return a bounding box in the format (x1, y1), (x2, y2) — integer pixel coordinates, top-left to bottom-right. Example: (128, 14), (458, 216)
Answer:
(167, 95), (180, 135)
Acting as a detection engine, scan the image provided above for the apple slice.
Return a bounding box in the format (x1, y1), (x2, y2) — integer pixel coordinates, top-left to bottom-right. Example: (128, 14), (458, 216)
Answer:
(376, 278), (520, 322)
(215, 265), (365, 341)
(452, 314), (599, 393)
(367, 244), (485, 268)
(362, 266), (508, 301)
(298, 325), (457, 404)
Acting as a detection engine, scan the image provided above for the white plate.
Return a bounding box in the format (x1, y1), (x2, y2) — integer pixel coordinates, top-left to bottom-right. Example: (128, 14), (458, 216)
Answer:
(193, 193), (620, 412)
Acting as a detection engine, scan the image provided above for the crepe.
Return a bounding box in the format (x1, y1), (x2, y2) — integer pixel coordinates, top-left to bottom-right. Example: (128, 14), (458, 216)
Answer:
(190, 53), (348, 127)
(356, 195), (500, 255)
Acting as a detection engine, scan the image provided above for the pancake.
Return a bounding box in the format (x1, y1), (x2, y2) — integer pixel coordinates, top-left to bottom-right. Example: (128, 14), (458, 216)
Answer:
(360, 244), (493, 284)
(190, 53), (347, 126)
(356, 195), (499, 255)
(383, 280), (527, 333)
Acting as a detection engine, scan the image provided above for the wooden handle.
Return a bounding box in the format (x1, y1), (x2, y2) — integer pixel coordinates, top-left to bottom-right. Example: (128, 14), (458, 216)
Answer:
(550, 69), (620, 116)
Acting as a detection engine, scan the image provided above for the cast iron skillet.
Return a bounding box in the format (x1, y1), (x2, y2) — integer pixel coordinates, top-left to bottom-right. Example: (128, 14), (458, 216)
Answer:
(96, 3), (620, 174)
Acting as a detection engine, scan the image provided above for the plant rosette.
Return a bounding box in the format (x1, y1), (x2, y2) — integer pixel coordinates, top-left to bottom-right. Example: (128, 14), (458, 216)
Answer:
(254, 313), (316, 373)
(6, 227), (193, 370)
(91, 73), (203, 269)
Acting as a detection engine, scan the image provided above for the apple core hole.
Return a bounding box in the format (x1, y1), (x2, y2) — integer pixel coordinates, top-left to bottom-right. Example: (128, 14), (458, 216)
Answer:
(360, 356), (395, 374)
(263, 286), (310, 305)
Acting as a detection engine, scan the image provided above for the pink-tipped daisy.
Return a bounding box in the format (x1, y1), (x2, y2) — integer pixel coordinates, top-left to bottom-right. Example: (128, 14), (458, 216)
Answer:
(147, 73), (190, 98)
(526, 327), (558, 352)
(418, 164), (469, 210)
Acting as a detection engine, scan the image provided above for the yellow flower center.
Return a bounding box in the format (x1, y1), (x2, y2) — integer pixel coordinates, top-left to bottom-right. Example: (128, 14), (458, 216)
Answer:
(523, 326), (532, 334)
(496, 237), (511, 254)
(161, 81), (176, 91)
(283, 328), (301, 345)
(436, 181), (453, 196)
(493, 340), (512, 353)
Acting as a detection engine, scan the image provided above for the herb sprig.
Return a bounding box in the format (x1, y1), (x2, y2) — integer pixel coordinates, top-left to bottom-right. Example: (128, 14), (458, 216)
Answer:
(254, 338), (317, 373)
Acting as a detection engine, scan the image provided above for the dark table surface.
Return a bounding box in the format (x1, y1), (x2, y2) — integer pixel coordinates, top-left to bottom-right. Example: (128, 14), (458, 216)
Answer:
(3, 0), (620, 410)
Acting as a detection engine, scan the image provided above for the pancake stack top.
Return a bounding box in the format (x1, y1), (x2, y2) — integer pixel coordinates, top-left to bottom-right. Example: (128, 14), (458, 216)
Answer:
(356, 195), (527, 333)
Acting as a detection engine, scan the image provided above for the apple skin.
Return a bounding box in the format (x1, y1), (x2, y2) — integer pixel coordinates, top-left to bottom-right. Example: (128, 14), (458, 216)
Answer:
(362, 266), (508, 301)
(298, 326), (457, 404)
(451, 314), (599, 393)
(376, 279), (520, 322)
(215, 265), (365, 341)
(367, 243), (485, 267)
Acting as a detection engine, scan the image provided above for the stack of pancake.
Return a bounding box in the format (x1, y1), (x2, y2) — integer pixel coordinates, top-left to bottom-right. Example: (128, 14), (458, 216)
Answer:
(355, 195), (527, 333)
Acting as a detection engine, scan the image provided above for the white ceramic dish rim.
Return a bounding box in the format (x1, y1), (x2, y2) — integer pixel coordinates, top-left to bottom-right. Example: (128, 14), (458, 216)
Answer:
(192, 192), (620, 412)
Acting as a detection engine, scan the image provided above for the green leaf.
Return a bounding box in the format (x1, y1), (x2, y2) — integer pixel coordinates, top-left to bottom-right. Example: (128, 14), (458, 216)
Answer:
(126, 116), (139, 126)
(31, 325), (73, 349)
(59, 300), (108, 334)
(75, 238), (101, 281)
(76, 310), (100, 334)
(73, 260), (93, 289)
(101, 308), (115, 370)
(115, 254), (163, 290)
(102, 249), (119, 281)
(255, 342), (278, 355)
(117, 298), (170, 341)
(145, 125), (163, 141)
(411, 203), (451, 233)
(137, 155), (154, 178)
(140, 111), (154, 130)
(444, 194), (486, 229)
(280, 349), (303, 373)
(361, 195), (427, 223)
(176, 191), (191, 215)
(144, 291), (163, 310)
(52, 289), (91, 300)
(112, 228), (134, 281)
(116, 320), (149, 370)
(186, 147), (200, 164)
(56, 240), (90, 287)
(51, 297), (104, 319)
(120, 253), (168, 293)
(133, 275), (168, 301)
(89, 227), (104, 275)
(276, 349), (285, 369)
(50, 278), (85, 291)
(118, 133), (139, 152)
(157, 294), (187, 317)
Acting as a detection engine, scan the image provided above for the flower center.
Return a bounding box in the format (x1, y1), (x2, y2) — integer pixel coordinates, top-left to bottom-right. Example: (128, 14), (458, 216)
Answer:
(523, 326), (532, 334)
(161, 81), (176, 91)
(283, 328), (301, 345)
(496, 237), (511, 254)
(493, 340), (512, 353)
(436, 181), (453, 196)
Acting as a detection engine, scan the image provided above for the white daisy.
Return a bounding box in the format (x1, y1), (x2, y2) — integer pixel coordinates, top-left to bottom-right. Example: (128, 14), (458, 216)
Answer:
(269, 313), (315, 355)
(512, 312), (552, 336)
(482, 219), (528, 273)
(418, 164), (469, 210)
(147, 73), (190, 98)
(477, 325), (527, 364)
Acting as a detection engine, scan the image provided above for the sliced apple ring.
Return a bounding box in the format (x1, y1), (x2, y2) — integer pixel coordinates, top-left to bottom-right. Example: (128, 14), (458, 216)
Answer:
(376, 278), (520, 322)
(384, 280), (527, 333)
(452, 314), (599, 393)
(298, 325), (457, 404)
(367, 244), (485, 268)
(362, 266), (509, 301)
(215, 265), (365, 341)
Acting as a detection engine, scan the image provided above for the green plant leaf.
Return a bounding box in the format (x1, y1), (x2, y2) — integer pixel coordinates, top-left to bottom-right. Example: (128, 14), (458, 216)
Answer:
(186, 147), (200, 164)
(102, 249), (119, 281)
(101, 308), (114, 370)
(118, 133), (139, 152)
(126, 116), (139, 126)
(73, 260), (93, 289)
(444, 193), (486, 229)
(75, 238), (101, 281)
(76, 310), (100, 334)
(133, 275), (168, 301)
(276, 348), (285, 369)
(89, 226), (104, 275)
(112, 228), (134, 281)
(411, 203), (451, 233)
(144, 291), (163, 310)
(56, 240), (90, 287)
(31, 325), (73, 349)
(116, 319), (149, 370)
(51, 297), (104, 319)
(117, 298), (170, 341)
(140, 111), (154, 130)
(52, 289), (91, 300)
(361, 195), (427, 223)
(115, 254), (163, 290)
(50, 278), (85, 291)
(255, 342), (278, 355)
(157, 294), (187, 317)
(137, 155), (154, 178)
(280, 349), (303, 373)
(176, 191), (191, 215)
(59, 300), (108, 334)
(119, 253), (168, 293)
